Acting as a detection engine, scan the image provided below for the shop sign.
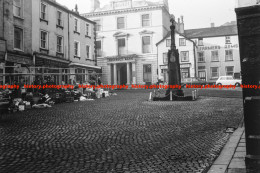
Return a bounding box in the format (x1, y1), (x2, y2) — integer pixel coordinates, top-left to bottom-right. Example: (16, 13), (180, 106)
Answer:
(6, 54), (33, 65)
(160, 65), (168, 70)
(199, 46), (221, 51)
(108, 56), (134, 62)
(224, 44), (239, 49)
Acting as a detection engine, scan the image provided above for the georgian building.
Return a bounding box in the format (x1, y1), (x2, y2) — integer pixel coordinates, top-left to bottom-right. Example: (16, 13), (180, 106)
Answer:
(0, 0), (34, 85)
(156, 17), (197, 83)
(82, 0), (171, 85)
(184, 24), (240, 83)
(32, 0), (100, 85)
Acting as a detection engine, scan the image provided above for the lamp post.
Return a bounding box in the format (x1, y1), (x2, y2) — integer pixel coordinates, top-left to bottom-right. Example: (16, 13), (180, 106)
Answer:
(166, 16), (184, 97)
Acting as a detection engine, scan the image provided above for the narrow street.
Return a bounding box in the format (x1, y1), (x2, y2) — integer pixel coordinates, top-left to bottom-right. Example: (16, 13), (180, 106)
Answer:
(0, 90), (243, 173)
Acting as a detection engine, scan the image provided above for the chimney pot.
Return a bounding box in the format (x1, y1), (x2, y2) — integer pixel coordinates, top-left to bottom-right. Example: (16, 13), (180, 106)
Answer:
(211, 23), (215, 27)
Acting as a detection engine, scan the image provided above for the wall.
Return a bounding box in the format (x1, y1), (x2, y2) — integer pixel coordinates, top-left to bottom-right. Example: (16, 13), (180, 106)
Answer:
(193, 35), (240, 83)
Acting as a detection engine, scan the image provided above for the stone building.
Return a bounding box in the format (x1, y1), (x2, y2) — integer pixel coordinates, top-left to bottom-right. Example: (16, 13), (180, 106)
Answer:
(32, 0), (100, 85)
(0, 0), (34, 85)
(82, 0), (171, 85)
(184, 24), (240, 83)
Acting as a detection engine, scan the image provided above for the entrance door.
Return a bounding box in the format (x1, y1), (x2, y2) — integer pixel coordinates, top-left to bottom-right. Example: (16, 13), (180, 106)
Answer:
(119, 64), (127, 85)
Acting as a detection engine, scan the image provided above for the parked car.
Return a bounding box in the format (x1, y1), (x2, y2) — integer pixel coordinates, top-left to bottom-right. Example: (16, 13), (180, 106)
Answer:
(181, 77), (206, 86)
(216, 76), (241, 86)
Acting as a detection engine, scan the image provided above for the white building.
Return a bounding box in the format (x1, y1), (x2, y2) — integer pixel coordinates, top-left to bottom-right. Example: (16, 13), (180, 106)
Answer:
(156, 18), (197, 83)
(184, 24), (241, 83)
(83, 0), (171, 85)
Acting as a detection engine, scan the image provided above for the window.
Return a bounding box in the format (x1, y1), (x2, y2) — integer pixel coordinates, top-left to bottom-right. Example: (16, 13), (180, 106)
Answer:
(211, 50), (219, 61)
(40, 31), (48, 49)
(181, 68), (190, 79)
(226, 66), (234, 76)
(117, 17), (125, 29)
(198, 66), (205, 70)
(86, 23), (90, 36)
(57, 36), (63, 53)
(74, 41), (80, 57)
(57, 11), (62, 26)
(225, 50), (233, 61)
(180, 51), (189, 62)
(94, 20), (101, 31)
(163, 53), (168, 64)
(13, 0), (23, 17)
(96, 40), (102, 57)
(211, 67), (219, 78)
(225, 36), (231, 44)
(14, 27), (23, 50)
(74, 18), (80, 32)
(142, 36), (151, 53)
(142, 14), (150, 27)
(143, 64), (152, 82)
(198, 52), (205, 62)
(166, 39), (171, 47)
(86, 45), (90, 59)
(40, 3), (47, 20)
(198, 38), (203, 46)
(118, 38), (126, 55)
(179, 38), (186, 46)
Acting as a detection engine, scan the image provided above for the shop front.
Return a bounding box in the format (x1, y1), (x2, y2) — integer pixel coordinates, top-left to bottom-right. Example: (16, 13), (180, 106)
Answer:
(69, 62), (102, 85)
(34, 53), (71, 85)
(4, 52), (33, 85)
(106, 54), (137, 85)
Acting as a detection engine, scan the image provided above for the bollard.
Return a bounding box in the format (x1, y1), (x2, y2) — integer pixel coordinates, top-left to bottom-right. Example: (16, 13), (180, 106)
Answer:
(149, 92), (152, 101)
(195, 90), (197, 100)
(192, 91), (195, 100)
(170, 90), (173, 101)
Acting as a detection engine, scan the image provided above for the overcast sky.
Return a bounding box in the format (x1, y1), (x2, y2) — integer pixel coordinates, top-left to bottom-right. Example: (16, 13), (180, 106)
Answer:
(56, 0), (237, 29)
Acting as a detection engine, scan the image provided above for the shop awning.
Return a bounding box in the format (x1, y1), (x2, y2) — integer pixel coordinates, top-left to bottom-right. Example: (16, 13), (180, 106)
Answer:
(35, 53), (70, 68)
(69, 62), (101, 70)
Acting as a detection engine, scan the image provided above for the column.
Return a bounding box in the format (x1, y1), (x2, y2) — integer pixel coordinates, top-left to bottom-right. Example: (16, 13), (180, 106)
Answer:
(108, 64), (112, 85)
(113, 63), (117, 85)
(127, 62), (131, 85)
(132, 62), (136, 85)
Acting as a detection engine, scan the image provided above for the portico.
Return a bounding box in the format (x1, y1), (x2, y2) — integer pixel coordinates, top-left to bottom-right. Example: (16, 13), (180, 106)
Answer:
(106, 54), (137, 85)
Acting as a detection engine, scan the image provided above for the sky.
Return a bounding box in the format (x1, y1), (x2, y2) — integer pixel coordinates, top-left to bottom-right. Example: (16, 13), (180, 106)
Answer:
(56, 0), (237, 29)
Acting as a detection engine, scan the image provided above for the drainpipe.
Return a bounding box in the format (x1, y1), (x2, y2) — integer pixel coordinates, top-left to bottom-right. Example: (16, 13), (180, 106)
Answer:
(193, 42), (197, 78)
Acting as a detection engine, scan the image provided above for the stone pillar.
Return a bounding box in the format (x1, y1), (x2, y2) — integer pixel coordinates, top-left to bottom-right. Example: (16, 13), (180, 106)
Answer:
(127, 62), (131, 85)
(108, 64), (112, 85)
(132, 62), (136, 85)
(113, 63), (117, 85)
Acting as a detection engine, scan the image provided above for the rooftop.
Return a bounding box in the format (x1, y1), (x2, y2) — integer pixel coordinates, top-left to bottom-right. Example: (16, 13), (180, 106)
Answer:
(184, 25), (238, 39)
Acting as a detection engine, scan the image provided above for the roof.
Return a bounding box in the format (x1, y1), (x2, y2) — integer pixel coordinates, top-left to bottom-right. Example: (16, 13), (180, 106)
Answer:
(184, 25), (238, 39)
(156, 30), (194, 46)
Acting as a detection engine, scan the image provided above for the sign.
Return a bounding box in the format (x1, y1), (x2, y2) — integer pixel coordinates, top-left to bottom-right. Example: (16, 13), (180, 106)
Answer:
(113, 0), (132, 9)
(160, 65), (168, 70)
(224, 44), (239, 49)
(107, 55), (136, 62)
(180, 63), (191, 68)
(6, 53), (33, 65)
(199, 46), (221, 51)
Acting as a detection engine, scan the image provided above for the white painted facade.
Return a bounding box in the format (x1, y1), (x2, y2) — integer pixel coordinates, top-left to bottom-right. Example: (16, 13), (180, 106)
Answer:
(193, 35), (240, 83)
(83, 0), (171, 85)
(235, 0), (260, 8)
(157, 32), (196, 83)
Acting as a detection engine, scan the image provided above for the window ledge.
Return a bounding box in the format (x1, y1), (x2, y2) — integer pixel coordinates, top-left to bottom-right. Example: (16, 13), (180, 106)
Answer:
(56, 25), (64, 29)
(225, 60), (234, 62)
(211, 61), (219, 62)
(56, 52), (64, 58)
(74, 56), (81, 59)
(74, 31), (80, 35)
(40, 18), (48, 24)
(40, 48), (49, 54)
(181, 61), (189, 62)
(14, 15), (24, 20)
(85, 35), (91, 39)
(198, 61), (206, 63)
(14, 48), (24, 52)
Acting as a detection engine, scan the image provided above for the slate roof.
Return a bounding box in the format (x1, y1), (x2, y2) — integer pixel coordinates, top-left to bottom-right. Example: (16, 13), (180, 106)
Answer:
(184, 25), (238, 39)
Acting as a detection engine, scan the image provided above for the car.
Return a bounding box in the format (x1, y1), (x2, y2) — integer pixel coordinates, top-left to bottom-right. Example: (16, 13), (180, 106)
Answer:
(181, 77), (206, 86)
(216, 76), (241, 86)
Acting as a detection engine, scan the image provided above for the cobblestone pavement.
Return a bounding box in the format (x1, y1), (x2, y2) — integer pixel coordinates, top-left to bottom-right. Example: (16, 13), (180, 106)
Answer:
(0, 90), (243, 173)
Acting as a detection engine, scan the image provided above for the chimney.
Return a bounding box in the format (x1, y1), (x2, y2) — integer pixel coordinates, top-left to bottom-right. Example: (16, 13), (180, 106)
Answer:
(211, 23), (215, 28)
(90, 0), (100, 12)
(179, 16), (184, 34)
(75, 4), (79, 14)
